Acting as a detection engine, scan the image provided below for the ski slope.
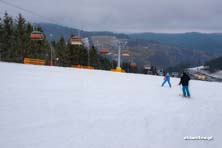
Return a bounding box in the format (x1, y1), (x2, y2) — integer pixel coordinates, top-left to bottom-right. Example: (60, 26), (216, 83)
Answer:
(0, 62), (222, 148)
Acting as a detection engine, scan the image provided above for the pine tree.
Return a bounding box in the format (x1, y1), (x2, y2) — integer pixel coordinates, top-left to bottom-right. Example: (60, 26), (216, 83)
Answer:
(15, 13), (26, 62)
(1, 12), (14, 61)
(24, 23), (33, 59)
(122, 62), (130, 72)
(55, 36), (68, 66)
(99, 56), (112, 70)
(67, 35), (88, 66)
(79, 47), (88, 66)
(89, 45), (100, 68)
(0, 17), (3, 60)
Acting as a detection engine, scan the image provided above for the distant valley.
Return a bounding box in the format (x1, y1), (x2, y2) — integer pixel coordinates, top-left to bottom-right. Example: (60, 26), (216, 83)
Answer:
(39, 23), (222, 69)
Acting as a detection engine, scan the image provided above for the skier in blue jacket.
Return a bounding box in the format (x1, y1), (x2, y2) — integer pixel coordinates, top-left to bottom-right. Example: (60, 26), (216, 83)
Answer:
(161, 72), (171, 87)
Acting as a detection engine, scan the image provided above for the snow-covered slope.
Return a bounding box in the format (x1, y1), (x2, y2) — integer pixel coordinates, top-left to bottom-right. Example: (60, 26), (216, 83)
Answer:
(0, 62), (222, 148)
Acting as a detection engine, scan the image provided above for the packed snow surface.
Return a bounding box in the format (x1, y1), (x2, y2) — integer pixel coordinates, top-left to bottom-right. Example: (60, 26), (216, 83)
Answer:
(0, 62), (222, 148)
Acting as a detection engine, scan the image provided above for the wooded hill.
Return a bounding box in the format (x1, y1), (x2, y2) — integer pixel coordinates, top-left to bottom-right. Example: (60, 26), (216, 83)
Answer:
(39, 23), (218, 69)
(205, 56), (222, 72)
(0, 13), (124, 71)
(1, 12), (221, 72)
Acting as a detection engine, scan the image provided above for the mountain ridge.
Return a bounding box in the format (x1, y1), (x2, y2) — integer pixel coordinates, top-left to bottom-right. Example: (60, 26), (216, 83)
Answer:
(38, 23), (221, 69)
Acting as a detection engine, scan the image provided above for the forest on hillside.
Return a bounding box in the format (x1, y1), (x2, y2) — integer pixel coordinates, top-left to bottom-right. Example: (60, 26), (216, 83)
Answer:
(0, 12), (139, 72)
(205, 57), (222, 72)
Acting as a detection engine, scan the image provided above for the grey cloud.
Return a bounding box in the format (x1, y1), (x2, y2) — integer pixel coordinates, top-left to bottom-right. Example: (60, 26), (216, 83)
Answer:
(1, 0), (222, 33)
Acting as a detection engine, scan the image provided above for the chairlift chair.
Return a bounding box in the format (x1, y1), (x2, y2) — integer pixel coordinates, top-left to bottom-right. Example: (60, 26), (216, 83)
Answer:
(70, 37), (83, 46)
(122, 51), (130, 57)
(130, 63), (137, 68)
(99, 49), (110, 54)
(30, 31), (44, 40)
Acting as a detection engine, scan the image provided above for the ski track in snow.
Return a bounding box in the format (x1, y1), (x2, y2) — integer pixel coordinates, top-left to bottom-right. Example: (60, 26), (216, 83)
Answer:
(0, 62), (222, 148)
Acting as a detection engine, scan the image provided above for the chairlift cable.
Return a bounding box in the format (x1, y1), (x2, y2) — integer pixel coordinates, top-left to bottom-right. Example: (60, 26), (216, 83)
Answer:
(0, 0), (58, 24)
(0, 0), (130, 30)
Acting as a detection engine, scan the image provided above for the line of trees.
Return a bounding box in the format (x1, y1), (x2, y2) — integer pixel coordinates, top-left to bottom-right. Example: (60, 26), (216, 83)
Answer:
(52, 36), (114, 70)
(0, 12), (50, 63)
(204, 56), (222, 72)
(0, 12), (114, 70)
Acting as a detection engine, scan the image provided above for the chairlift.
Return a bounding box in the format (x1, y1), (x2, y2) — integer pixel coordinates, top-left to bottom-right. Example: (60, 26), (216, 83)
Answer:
(30, 31), (44, 40)
(130, 63), (137, 68)
(99, 49), (109, 54)
(70, 37), (83, 45)
(122, 51), (130, 56)
(144, 65), (151, 70)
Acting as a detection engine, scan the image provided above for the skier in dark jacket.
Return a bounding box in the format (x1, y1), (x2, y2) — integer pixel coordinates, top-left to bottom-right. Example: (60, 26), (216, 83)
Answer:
(179, 72), (191, 97)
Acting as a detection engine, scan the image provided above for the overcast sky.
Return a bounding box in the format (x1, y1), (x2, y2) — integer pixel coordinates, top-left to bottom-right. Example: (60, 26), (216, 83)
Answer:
(1, 0), (222, 33)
